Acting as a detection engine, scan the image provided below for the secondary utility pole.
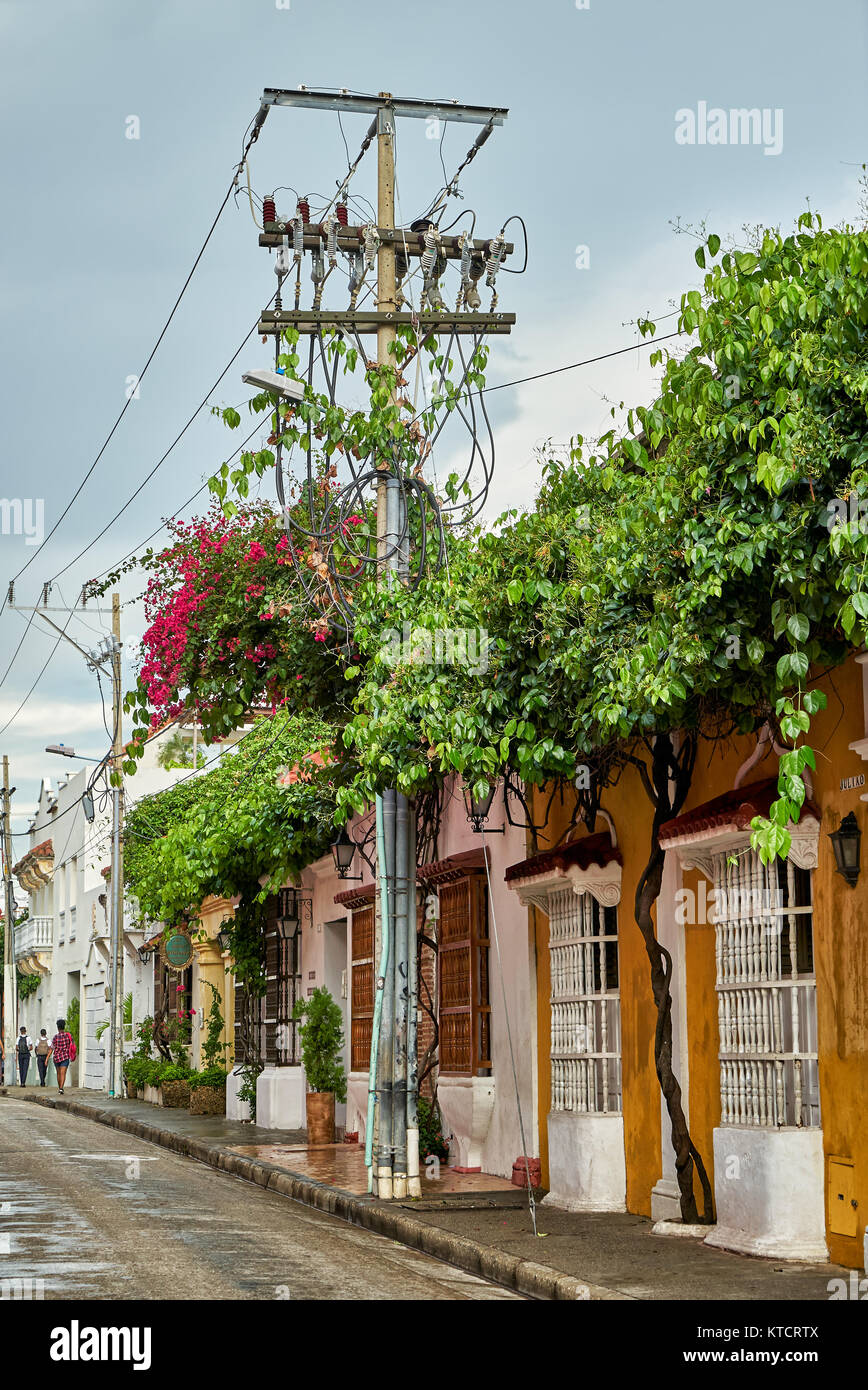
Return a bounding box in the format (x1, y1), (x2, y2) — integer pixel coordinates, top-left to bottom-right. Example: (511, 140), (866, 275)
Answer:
(8, 585), (124, 1096)
(2, 757), (17, 1085)
(254, 87), (509, 1200)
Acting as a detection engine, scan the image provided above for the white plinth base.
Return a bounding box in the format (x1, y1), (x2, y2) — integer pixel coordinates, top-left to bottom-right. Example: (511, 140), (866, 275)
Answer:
(439, 1076), (495, 1169)
(652, 1221), (709, 1238)
(226, 1067), (251, 1122)
(705, 1126), (828, 1262)
(346, 1073), (369, 1144)
(256, 1065), (306, 1130)
(651, 1177), (684, 1223)
(544, 1111), (626, 1212)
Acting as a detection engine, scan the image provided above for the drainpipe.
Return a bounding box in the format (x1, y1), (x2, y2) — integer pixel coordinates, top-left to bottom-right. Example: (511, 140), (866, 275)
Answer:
(377, 789), (396, 1198)
(406, 804), (421, 1197)
(392, 792), (409, 1196)
(366, 795), (391, 1193)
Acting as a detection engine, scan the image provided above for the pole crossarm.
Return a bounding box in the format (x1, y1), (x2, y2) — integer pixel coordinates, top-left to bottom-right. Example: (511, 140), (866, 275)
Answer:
(258, 309), (515, 336)
(261, 88), (508, 126)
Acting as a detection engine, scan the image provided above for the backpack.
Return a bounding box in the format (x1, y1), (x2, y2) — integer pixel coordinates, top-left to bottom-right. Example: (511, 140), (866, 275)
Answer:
(17, 1035), (28, 1055)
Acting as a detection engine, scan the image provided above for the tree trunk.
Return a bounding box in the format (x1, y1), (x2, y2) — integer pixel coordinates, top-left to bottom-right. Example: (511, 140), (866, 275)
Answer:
(633, 732), (714, 1224)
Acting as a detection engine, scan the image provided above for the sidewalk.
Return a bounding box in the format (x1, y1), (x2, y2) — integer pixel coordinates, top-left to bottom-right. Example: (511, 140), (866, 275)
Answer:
(1, 1086), (847, 1301)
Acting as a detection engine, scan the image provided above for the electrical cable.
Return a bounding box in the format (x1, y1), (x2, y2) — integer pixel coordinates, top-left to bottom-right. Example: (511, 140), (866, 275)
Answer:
(5, 103), (270, 593)
(46, 304), (276, 586)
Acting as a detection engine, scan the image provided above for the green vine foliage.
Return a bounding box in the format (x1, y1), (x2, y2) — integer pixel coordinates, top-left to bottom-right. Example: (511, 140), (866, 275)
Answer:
(337, 214), (868, 863)
(123, 709), (340, 925)
(125, 212), (868, 874)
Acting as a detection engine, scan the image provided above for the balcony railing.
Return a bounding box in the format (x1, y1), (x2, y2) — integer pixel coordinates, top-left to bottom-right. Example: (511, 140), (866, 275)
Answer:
(14, 914), (53, 960)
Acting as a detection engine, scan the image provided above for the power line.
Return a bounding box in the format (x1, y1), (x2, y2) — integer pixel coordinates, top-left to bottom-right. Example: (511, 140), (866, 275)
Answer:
(3, 103), (270, 607)
(47, 311), (272, 585)
(88, 417), (268, 587)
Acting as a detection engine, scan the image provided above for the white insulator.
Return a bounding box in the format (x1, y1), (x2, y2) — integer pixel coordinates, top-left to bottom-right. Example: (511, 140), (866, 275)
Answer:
(363, 223), (380, 272)
(485, 233), (505, 288)
(421, 226), (440, 278)
(292, 216), (304, 260)
(275, 240), (291, 278)
(324, 217), (339, 266)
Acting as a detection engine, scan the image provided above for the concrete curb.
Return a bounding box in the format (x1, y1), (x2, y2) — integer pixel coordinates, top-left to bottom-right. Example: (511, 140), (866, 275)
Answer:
(2, 1090), (633, 1301)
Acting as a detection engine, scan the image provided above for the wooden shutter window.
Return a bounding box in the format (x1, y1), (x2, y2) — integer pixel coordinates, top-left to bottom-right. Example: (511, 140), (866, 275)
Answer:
(438, 874), (491, 1077)
(351, 905), (374, 1072)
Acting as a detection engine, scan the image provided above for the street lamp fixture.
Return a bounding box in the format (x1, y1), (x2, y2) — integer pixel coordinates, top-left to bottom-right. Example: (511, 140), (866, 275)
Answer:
(241, 367), (305, 400)
(137, 943), (154, 965)
(463, 780), (503, 834)
(216, 926), (233, 954)
(829, 811), (861, 886)
(277, 887), (300, 940)
(331, 827), (362, 880)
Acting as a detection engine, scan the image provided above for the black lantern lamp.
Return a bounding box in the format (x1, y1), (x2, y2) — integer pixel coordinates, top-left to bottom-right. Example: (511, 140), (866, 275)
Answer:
(463, 780), (503, 834)
(137, 938), (156, 965)
(216, 925), (233, 954)
(829, 811), (861, 886)
(277, 888), (300, 939)
(332, 827), (363, 880)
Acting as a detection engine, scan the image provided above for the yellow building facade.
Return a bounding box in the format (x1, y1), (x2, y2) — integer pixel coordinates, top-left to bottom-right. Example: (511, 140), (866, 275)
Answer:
(524, 652), (867, 1269)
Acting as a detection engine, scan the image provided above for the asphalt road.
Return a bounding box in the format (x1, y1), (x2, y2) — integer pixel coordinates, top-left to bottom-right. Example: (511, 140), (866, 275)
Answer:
(0, 1098), (522, 1301)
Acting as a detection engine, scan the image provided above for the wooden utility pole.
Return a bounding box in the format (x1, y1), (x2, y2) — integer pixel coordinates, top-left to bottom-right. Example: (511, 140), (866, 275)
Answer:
(2, 756), (16, 1084)
(107, 592), (125, 1098)
(252, 87), (509, 1203)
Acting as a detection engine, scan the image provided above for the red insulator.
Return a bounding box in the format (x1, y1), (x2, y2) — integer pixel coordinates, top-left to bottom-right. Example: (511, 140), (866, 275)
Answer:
(297, 197), (310, 223)
(262, 195), (276, 225)
(336, 202), (348, 226)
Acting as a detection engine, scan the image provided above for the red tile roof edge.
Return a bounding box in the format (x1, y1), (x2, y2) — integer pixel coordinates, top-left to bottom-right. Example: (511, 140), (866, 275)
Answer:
(658, 777), (820, 843)
(504, 831), (621, 884)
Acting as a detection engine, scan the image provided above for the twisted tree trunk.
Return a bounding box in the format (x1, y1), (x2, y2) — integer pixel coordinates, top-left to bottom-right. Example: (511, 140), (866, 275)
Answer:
(633, 732), (714, 1224)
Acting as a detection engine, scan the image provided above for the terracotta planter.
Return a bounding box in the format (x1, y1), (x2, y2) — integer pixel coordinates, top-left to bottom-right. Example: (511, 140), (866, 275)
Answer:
(189, 1085), (226, 1116)
(161, 1080), (191, 1108)
(306, 1091), (335, 1145)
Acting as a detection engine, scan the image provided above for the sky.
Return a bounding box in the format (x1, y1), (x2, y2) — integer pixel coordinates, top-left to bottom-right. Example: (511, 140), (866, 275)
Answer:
(0, 0), (866, 839)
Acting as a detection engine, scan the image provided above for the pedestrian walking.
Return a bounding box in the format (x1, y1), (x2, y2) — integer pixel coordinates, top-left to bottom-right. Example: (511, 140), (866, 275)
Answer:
(16, 1026), (33, 1086)
(35, 1029), (51, 1086)
(49, 1019), (76, 1095)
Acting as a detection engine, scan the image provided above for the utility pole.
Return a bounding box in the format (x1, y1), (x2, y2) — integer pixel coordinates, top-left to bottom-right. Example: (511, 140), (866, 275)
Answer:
(2, 757), (17, 1086)
(107, 592), (125, 1099)
(254, 88), (509, 1201)
(8, 585), (124, 1096)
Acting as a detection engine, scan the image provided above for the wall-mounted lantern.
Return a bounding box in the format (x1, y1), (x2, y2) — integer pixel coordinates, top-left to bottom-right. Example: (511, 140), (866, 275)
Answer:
(829, 811), (861, 887)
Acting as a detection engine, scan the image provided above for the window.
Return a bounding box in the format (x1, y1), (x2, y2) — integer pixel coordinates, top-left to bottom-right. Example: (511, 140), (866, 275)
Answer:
(548, 885), (621, 1114)
(350, 904), (374, 1073)
(265, 891), (301, 1066)
(438, 873), (491, 1077)
(712, 847), (819, 1128)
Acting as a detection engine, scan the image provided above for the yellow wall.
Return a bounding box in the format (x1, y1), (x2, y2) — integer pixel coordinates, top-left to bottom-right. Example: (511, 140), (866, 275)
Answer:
(533, 761), (662, 1218)
(194, 896), (236, 1067)
(531, 655), (868, 1263)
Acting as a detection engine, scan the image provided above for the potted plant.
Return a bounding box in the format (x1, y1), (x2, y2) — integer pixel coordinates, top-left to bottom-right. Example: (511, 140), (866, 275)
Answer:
(158, 1062), (193, 1108)
(292, 987), (347, 1145)
(189, 1066), (229, 1115)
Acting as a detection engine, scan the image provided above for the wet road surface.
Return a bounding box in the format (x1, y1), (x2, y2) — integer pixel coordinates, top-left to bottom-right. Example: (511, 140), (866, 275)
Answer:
(0, 1099), (522, 1300)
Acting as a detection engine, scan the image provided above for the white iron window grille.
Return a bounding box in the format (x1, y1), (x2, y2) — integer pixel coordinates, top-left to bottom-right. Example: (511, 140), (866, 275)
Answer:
(712, 847), (819, 1129)
(549, 885), (621, 1115)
